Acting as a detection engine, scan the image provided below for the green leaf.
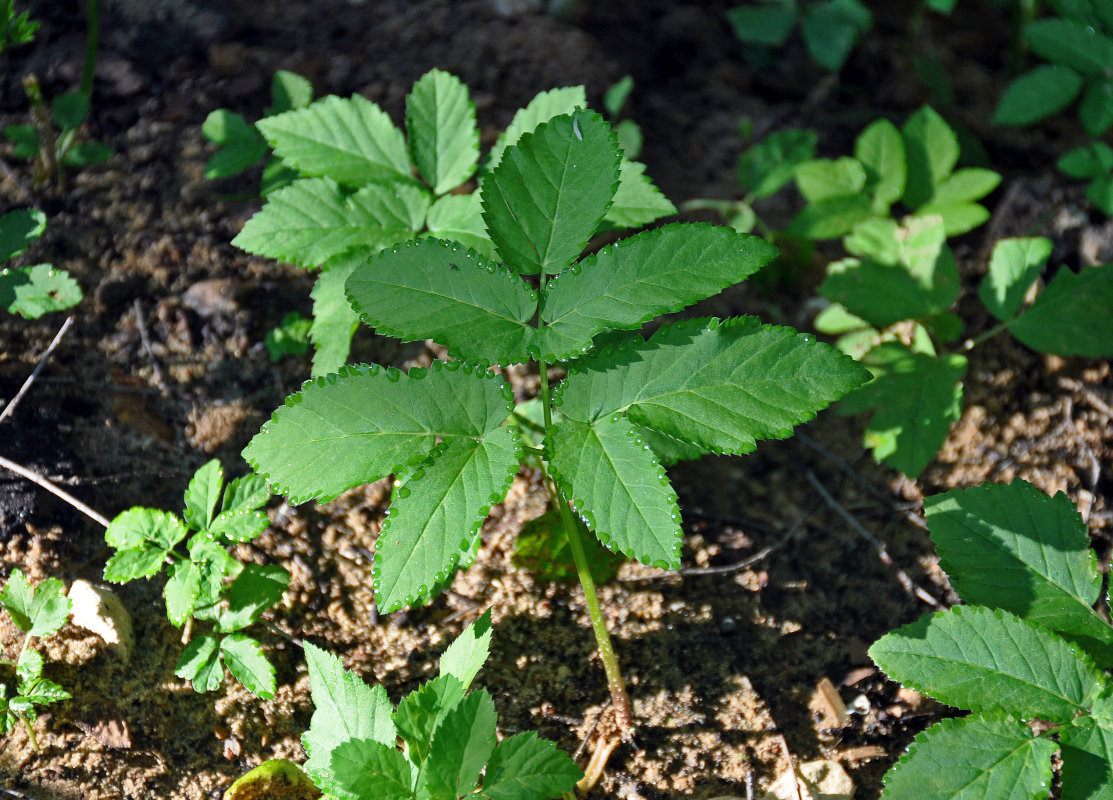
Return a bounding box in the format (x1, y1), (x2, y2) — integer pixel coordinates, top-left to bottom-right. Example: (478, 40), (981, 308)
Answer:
(418, 689), (497, 800)
(221, 633), (276, 698)
(60, 140), (111, 167)
(880, 714), (1057, 800)
(844, 217), (902, 264)
(309, 257), (362, 377)
(979, 237), (1052, 321)
(0, 208), (45, 261)
(424, 193), (494, 257)
(201, 110), (267, 178)
(480, 732), (583, 800)
(373, 425), (519, 613)
(439, 609), (493, 691)
(787, 193), (873, 239)
(244, 360), (512, 504)
(603, 76), (634, 117)
(1, 570), (69, 638)
(406, 69), (479, 195)
(303, 642), (396, 784)
(545, 415), (682, 569)
(175, 634), (224, 693)
(345, 239), (537, 366)
(164, 560), (201, 626)
(602, 159), (676, 229)
(727, 4), (797, 46)
(394, 674), (467, 766)
(485, 86), (587, 172)
(269, 70), (313, 115)
(538, 223), (778, 362)
(870, 605), (1104, 721)
(257, 94), (412, 188)
(794, 157), (867, 203)
(232, 177), (425, 269)
(1087, 174), (1113, 215)
(3, 124), (38, 159)
(183, 459), (224, 532)
(902, 106), (958, 208)
(928, 168), (1001, 205)
(636, 425), (709, 466)
(0, 264), (83, 318)
(915, 202), (991, 236)
(51, 92), (88, 131)
(925, 481), (1113, 665)
(1079, 78), (1113, 135)
(16, 649), (43, 688)
(1009, 265), (1113, 357)
(839, 344), (966, 477)
(16, 679), (68, 707)
(261, 157), (298, 196)
(327, 738), (415, 800)
(1058, 142), (1113, 178)
(855, 119), (905, 212)
(737, 128), (817, 199)
(1061, 711), (1113, 800)
(481, 110), (619, 275)
(512, 506), (625, 583)
(994, 65), (1084, 126)
(103, 544), (170, 583)
(1027, 18), (1113, 77)
(219, 564), (289, 632)
(222, 473), (271, 514)
(801, 0), (872, 71)
(558, 317), (868, 456)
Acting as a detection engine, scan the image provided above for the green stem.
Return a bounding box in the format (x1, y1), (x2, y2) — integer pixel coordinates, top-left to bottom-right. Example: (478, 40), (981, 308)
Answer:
(21, 714), (38, 752)
(537, 364), (634, 736)
(963, 319), (1013, 351)
(81, 0), (100, 99)
(511, 410), (547, 436)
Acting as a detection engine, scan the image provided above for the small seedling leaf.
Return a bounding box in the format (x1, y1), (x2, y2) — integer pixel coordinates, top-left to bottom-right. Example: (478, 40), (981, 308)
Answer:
(801, 0), (872, 72)
(183, 459), (224, 532)
(163, 559), (201, 627)
(307, 256), (362, 376)
(103, 544), (170, 583)
(1027, 18), (1113, 76)
(787, 193), (873, 239)
(1, 569), (69, 638)
(738, 128), (818, 199)
(61, 140), (112, 168)
(406, 68), (480, 195)
(18, 679), (69, 706)
(51, 92), (88, 131)
(928, 168), (1001, 205)
(1080, 78), (1113, 136)
(727, 4), (797, 46)
(439, 609), (493, 691)
(221, 473), (271, 515)
(0, 264), (83, 318)
(480, 731), (583, 800)
(220, 563), (289, 632)
(485, 86), (587, 172)
(16, 649), (43, 687)
(418, 689), (498, 799)
(602, 158), (675, 229)
(104, 508), (185, 552)
(175, 634), (224, 693)
(1057, 142), (1113, 179)
(394, 674), (467, 766)
(269, 70), (313, 115)
(1008, 264), (1113, 357)
(979, 237), (1052, 321)
(855, 119), (906, 211)
(0, 208), (46, 261)
(221, 633), (276, 698)
(201, 110), (267, 178)
(994, 64), (1084, 127)
(424, 193), (494, 257)
(795, 157), (867, 203)
(327, 737), (414, 800)
(901, 106), (958, 208)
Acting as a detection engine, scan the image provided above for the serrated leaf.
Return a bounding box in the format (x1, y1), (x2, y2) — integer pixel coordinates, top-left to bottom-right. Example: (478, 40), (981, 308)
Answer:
(994, 65), (1084, 126)
(269, 70), (313, 115)
(512, 506), (625, 583)
(1009, 265), (1113, 357)
(839, 344), (966, 477)
(787, 193), (873, 239)
(855, 119), (905, 211)
(222, 473), (271, 514)
(1080, 78), (1113, 135)
(327, 738), (415, 800)
(183, 459), (224, 532)
(880, 714), (1057, 800)
(636, 425), (709, 466)
(1027, 18), (1113, 76)
(902, 106), (958, 208)
(738, 128), (817, 199)
(103, 544), (170, 583)
(0, 208), (45, 261)
(439, 609), (493, 691)
(795, 157), (867, 203)
(1058, 142), (1113, 178)
(926, 481), (1113, 666)
(303, 642), (396, 784)
(480, 732), (583, 800)
(979, 237), (1052, 321)
(395, 674), (467, 766)
(16, 649), (43, 687)
(0, 264), (83, 319)
(232, 177), (424, 269)
(602, 159), (676, 229)
(209, 509), (269, 543)
(176, 634), (224, 693)
(309, 257), (362, 377)
(373, 425), (519, 613)
(424, 193), (493, 257)
(201, 110), (267, 178)
(17, 679), (69, 706)
(538, 223), (777, 362)
(345, 239), (537, 365)
(1061, 711), (1113, 800)
(244, 361), (512, 504)
(485, 86), (587, 172)
(481, 110), (619, 275)
(418, 689), (497, 800)
(221, 633), (276, 698)
(406, 69), (479, 195)
(104, 508), (184, 551)
(1, 570), (69, 638)
(219, 563), (289, 632)
(164, 560), (201, 626)
(545, 415), (682, 569)
(870, 605), (1104, 721)
(257, 95), (412, 187)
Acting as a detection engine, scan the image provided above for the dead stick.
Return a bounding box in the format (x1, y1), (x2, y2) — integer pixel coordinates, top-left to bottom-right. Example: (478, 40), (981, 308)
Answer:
(0, 454), (111, 528)
(0, 316), (74, 426)
(777, 732), (803, 800)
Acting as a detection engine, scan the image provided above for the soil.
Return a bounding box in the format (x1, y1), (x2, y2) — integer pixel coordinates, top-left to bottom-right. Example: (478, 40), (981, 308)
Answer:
(0, 1), (1110, 798)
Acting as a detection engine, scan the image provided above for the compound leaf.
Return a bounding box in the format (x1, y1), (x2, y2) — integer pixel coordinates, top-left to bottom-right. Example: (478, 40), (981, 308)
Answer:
(406, 69), (479, 194)
(855, 119), (906, 211)
(309, 257), (362, 377)
(994, 64), (1084, 126)
(424, 193), (494, 258)
(221, 633), (276, 698)
(257, 95), (412, 187)
(602, 159), (676, 229)
(481, 110), (619, 275)
(0, 208), (45, 261)
(538, 223), (778, 362)
(176, 634), (224, 693)
(485, 86), (587, 172)
(979, 237), (1052, 321)
(1, 569), (69, 638)
(418, 689), (497, 800)
(373, 426), (520, 613)
(870, 605), (1104, 721)
(243, 360), (512, 504)
(346, 239), (537, 365)
(1008, 265), (1113, 357)
(880, 714), (1057, 800)
(0, 264), (83, 319)
(439, 609), (493, 691)
(480, 731), (583, 800)
(902, 106), (958, 209)
(327, 738), (415, 800)
(1027, 18), (1113, 77)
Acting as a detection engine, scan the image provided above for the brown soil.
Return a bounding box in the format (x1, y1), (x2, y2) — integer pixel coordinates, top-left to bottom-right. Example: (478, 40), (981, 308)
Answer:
(0, 1), (1110, 798)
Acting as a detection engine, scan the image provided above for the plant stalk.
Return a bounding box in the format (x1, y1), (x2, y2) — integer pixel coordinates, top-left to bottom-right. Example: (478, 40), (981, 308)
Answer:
(81, 0), (101, 99)
(963, 318), (1012, 351)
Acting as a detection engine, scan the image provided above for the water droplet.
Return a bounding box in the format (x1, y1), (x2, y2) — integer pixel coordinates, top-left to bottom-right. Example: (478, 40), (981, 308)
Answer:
(396, 486), (411, 499)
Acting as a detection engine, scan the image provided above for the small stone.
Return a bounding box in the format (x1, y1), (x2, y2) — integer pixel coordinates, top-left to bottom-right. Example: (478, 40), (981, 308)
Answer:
(68, 580), (133, 663)
(760, 759), (854, 800)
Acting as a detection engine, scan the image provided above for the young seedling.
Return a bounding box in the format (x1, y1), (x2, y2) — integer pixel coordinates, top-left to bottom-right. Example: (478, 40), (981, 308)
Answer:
(727, 0), (872, 72)
(0, 208), (83, 318)
(230, 70), (675, 376)
(102, 460), (288, 699)
(0, 569), (71, 752)
(0, 0), (38, 53)
(817, 225), (1113, 476)
(243, 109), (868, 734)
(1057, 141), (1113, 216)
(870, 480), (1113, 799)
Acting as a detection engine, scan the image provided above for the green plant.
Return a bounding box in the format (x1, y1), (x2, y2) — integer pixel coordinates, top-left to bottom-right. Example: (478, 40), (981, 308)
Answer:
(243, 108), (869, 732)
(102, 460), (287, 699)
(870, 480), (1113, 799)
(602, 75), (642, 161)
(264, 310), (312, 363)
(727, 0), (872, 72)
(0, 208), (83, 318)
(230, 70), (675, 376)
(0, 569), (71, 752)
(1058, 140), (1113, 215)
(0, 0), (38, 52)
(817, 227), (1113, 476)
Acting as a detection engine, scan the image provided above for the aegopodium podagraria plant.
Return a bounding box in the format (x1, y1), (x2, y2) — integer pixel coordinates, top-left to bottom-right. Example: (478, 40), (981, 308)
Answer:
(244, 109), (869, 734)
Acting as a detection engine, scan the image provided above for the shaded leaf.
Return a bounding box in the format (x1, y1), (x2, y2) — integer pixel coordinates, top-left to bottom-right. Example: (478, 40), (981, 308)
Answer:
(602, 159), (675, 229)
(994, 65), (1084, 126)
(175, 634), (223, 693)
(979, 237), (1052, 321)
(902, 106), (958, 208)
(0, 264), (83, 318)
(0, 208), (45, 261)
(480, 732), (583, 800)
(418, 689), (497, 800)
(1009, 265), (1113, 357)
(738, 128), (817, 198)
(424, 193), (494, 257)
(855, 119), (905, 211)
